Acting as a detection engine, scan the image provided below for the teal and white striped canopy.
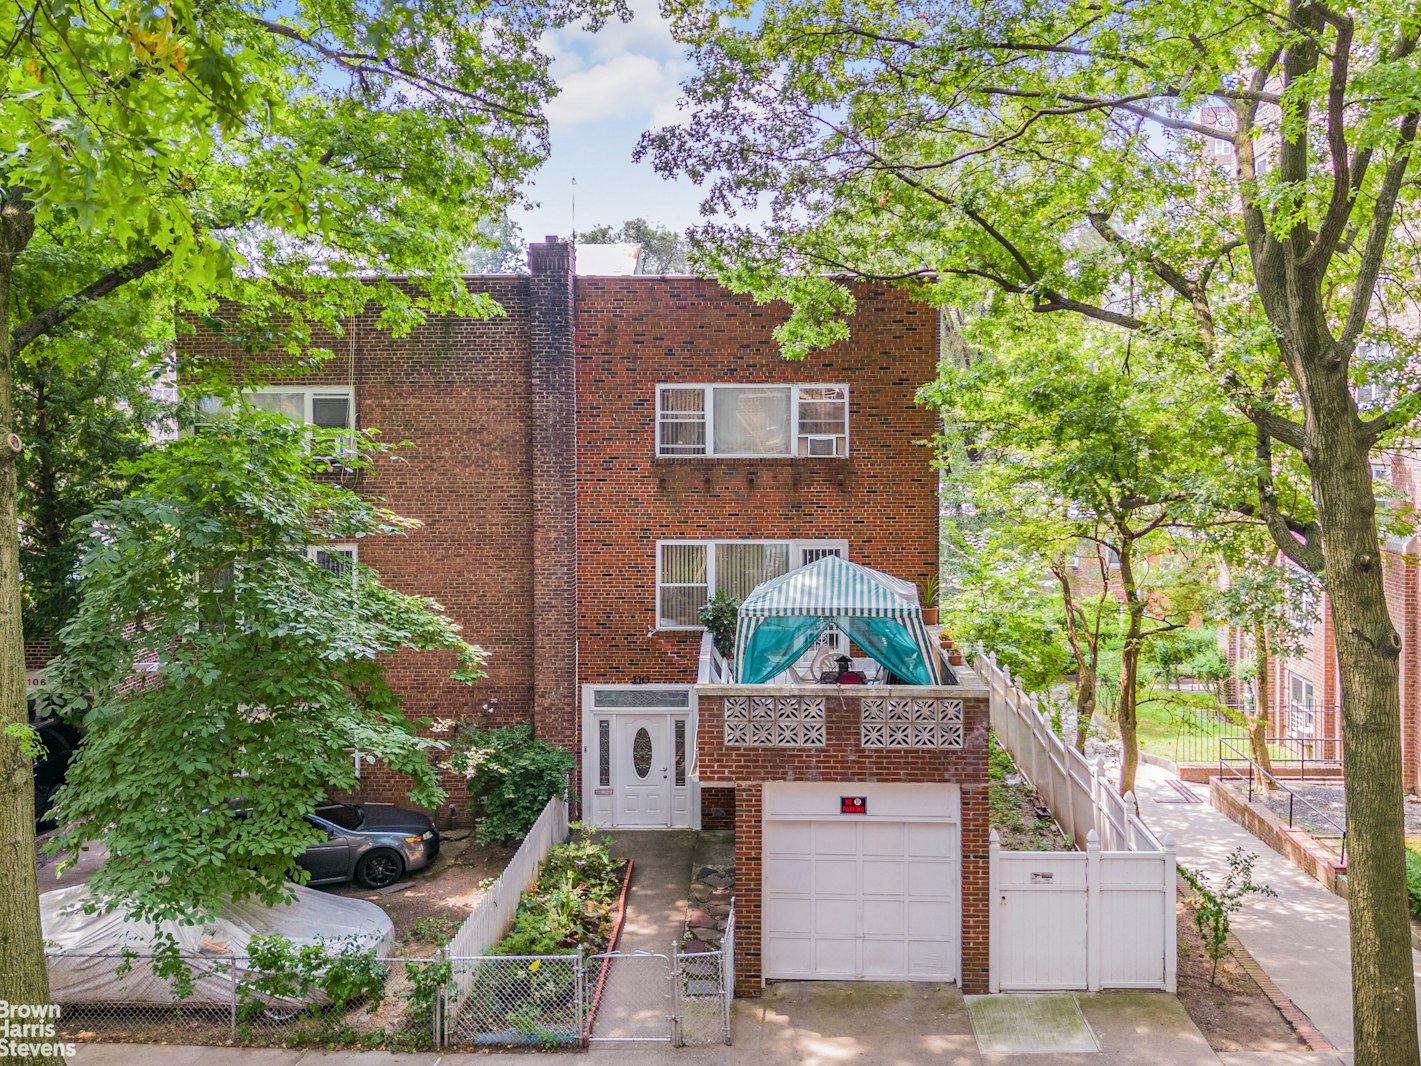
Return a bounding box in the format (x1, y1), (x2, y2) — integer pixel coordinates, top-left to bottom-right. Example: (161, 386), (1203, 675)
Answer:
(732, 554), (942, 685)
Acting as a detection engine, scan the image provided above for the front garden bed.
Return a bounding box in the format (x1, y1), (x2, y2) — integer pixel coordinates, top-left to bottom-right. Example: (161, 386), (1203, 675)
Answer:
(989, 730), (1070, 851)
(443, 825), (630, 1049)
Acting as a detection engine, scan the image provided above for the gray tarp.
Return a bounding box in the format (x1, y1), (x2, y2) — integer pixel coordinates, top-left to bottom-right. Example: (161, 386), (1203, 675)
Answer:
(42, 882), (395, 1008)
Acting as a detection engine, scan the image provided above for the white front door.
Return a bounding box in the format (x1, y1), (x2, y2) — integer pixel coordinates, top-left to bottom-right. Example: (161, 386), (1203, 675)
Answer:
(613, 715), (672, 827)
(582, 686), (696, 829)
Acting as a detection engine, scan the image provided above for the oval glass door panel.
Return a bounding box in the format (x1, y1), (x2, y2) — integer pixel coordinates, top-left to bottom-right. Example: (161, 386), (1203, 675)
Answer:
(632, 727), (653, 779)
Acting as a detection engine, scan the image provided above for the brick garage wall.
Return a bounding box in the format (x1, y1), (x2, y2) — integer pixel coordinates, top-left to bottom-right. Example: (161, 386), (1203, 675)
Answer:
(696, 688), (991, 995)
(574, 278), (941, 690)
(179, 276), (544, 811)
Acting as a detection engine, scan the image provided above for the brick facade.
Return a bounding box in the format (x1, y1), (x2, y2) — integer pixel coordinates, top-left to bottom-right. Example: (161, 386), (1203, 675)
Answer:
(697, 684), (991, 995)
(177, 275), (546, 810)
(574, 277), (941, 688)
(181, 243), (993, 995)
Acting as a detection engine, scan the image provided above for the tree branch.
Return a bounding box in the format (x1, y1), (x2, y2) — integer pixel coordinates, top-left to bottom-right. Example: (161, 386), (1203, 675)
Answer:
(251, 17), (539, 122)
(11, 251), (170, 357)
(1339, 108), (1421, 350)
(1302, 9), (1355, 270)
(1249, 427), (1324, 572)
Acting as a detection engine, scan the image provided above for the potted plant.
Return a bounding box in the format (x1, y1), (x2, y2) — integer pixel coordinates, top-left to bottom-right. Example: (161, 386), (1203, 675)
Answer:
(698, 592), (741, 661)
(919, 573), (941, 626)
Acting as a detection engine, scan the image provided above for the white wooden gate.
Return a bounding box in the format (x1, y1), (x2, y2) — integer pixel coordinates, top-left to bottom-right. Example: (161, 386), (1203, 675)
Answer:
(992, 848), (1088, 990)
(989, 830), (1176, 992)
(979, 651), (1177, 994)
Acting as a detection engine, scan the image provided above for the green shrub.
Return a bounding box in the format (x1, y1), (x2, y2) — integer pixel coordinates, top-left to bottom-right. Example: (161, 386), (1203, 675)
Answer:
(698, 592), (741, 658)
(494, 827), (622, 957)
(1405, 848), (1421, 920)
(445, 724), (575, 844)
(1180, 848), (1275, 986)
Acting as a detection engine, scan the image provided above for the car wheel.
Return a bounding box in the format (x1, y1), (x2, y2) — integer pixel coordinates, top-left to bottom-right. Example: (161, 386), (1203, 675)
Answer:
(355, 849), (403, 889)
(263, 1003), (303, 1024)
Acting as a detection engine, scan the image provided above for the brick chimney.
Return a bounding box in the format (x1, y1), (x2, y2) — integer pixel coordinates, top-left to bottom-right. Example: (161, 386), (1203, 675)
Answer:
(528, 237), (578, 751)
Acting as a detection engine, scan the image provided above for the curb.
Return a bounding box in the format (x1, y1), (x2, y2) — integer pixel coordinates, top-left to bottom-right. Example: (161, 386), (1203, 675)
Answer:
(1224, 927), (1338, 1053)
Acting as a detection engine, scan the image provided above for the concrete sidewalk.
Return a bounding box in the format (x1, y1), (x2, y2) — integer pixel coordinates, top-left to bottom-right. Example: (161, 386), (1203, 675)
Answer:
(1136, 761), (1421, 1057)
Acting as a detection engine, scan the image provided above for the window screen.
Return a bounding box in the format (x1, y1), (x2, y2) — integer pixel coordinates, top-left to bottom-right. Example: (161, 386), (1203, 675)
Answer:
(712, 387), (791, 455)
(659, 543), (708, 626)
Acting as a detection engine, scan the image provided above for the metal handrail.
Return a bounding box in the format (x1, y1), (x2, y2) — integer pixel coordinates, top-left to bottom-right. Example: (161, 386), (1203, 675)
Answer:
(1218, 739), (1347, 865)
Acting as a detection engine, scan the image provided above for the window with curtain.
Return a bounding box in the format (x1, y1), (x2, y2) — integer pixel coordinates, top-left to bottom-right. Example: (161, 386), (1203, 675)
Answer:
(656, 539), (847, 628)
(655, 384), (849, 457)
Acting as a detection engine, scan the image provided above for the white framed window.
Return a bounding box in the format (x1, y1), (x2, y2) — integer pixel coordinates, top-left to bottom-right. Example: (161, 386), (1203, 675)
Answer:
(655, 539), (847, 628)
(1289, 674), (1315, 736)
(308, 543), (357, 581)
(655, 384), (849, 458)
(198, 387), (355, 459)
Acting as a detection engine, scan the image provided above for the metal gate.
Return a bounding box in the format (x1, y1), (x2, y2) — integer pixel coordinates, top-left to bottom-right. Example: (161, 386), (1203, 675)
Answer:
(585, 951), (674, 1043)
(443, 912), (734, 1050)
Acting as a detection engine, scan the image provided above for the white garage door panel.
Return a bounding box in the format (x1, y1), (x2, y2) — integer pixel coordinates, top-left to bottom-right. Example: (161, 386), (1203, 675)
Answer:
(765, 898), (812, 934)
(863, 823), (904, 853)
(763, 786), (960, 983)
(815, 899), (857, 933)
(909, 822), (955, 854)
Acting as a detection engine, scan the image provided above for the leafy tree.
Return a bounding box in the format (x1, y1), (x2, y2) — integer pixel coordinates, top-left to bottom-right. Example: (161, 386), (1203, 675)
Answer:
(15, 242), (173, 644)
(940, 527), (1074, 697)
(0, 0), (624, 1029)
(465, 215), (530, 275)
(45, 409), (486, 928)
(928, 318), (1239, 793)
(1214, 550), (1323, 780)
(580, 218), (691, 273)
(644, 5), (1421, 1057)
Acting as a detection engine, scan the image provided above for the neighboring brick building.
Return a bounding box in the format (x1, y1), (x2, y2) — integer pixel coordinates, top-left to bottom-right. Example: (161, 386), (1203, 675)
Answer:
(180, 238), (991, 994)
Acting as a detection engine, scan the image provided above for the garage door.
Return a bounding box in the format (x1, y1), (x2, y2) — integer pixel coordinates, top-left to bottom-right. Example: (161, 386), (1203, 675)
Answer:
(763, 783), (959, 982)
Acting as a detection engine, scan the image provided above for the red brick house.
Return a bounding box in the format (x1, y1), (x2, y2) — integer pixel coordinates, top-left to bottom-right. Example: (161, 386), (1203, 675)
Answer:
(178, 237), (991, 994)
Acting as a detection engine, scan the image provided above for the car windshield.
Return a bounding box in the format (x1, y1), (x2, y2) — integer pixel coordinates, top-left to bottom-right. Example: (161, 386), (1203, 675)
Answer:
(316, 803), (364, 830)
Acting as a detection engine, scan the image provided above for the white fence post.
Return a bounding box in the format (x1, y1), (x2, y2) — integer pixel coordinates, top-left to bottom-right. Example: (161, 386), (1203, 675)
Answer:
(1086, 830), (1101, 992)
(1163, 835), (1178, 993)
(988, 829), (1001, 994)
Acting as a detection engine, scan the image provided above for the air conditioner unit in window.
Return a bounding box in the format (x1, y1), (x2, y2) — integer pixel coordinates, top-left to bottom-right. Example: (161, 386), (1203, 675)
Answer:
(805, 435), (841, 456)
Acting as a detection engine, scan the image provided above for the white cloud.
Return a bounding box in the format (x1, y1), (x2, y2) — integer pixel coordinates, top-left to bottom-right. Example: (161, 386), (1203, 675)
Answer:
(545, 50), (686, 130)
(542, 0), (689, 130)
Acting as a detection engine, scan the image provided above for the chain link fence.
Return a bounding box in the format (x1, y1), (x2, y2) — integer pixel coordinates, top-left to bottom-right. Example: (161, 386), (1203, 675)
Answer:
(444, 953), (583, 1049)
(46, 952), (441, 1051)
(47, 925), (734, 1050)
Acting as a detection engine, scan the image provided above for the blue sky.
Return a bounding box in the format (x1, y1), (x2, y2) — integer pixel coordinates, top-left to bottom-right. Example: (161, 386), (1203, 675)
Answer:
(516, 0), (709, 241)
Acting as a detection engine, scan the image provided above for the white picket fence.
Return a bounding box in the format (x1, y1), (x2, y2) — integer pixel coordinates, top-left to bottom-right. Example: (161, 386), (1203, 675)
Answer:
(978, 654), (1177, 993)
(445, 797), (570, 958)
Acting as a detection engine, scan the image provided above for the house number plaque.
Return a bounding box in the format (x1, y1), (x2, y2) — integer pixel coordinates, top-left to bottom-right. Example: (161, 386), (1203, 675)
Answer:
(840, 796), (867, 815)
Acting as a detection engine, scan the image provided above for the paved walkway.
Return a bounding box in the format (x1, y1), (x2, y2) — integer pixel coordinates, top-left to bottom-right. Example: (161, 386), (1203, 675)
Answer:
(1136, 761), (1421, 1057)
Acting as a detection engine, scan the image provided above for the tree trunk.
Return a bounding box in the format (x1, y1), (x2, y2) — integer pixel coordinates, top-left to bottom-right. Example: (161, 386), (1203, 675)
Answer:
(1117, 618), (1142, 796)
(1248, 621), (1276, 787)
(1055, 567), (1099, 753)
(0, 194), (61, 1065)
(1312, 414), (1417, 1066)
(1074, 663), (1097, 754)
(1116, 547), (1145, 796)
